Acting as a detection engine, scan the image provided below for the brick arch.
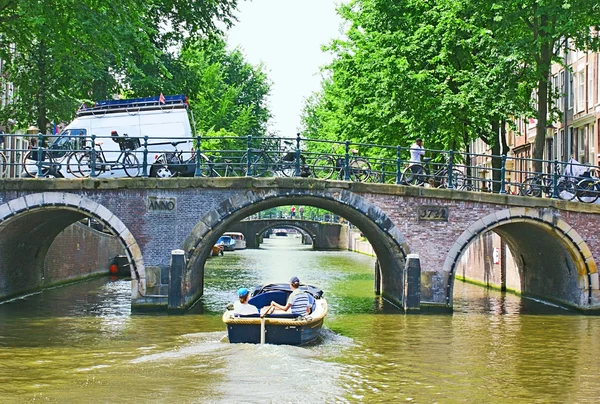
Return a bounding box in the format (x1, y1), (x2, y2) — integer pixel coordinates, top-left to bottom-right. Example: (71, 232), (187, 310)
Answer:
(443, 207), (597, 310)
(0, 192), (146, 299)
(183, 187), (409, 306)
(253, 222), (315, 246)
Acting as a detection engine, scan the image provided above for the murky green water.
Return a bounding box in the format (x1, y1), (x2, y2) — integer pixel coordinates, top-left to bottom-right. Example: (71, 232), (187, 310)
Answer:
(1, 236), (600, 403)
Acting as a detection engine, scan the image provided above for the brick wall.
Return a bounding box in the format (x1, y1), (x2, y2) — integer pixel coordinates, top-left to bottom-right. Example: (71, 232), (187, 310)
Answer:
(43, 222), (124, 285)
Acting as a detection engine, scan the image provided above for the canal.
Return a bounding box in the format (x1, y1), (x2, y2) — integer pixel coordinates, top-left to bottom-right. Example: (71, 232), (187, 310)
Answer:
(1, 236), (600, 402)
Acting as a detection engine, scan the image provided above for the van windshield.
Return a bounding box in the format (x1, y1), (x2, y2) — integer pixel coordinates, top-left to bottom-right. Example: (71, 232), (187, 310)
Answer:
(49, 129), (87, 158)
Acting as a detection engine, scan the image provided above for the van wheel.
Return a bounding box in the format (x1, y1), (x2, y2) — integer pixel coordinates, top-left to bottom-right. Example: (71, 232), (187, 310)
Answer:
(150, 164), (175, 178)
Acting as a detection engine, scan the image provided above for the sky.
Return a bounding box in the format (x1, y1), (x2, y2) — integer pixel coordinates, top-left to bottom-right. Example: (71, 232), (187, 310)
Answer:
(226, 0), (343, 136)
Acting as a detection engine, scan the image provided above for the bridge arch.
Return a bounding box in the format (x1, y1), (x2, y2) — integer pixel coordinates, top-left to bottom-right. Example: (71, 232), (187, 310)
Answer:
(228, 219), (352, 249)
(183, 188), (409, 306)
(0, 192), (146, 300)
(444, 207), (597, 310)
(253, 222), (315, 247)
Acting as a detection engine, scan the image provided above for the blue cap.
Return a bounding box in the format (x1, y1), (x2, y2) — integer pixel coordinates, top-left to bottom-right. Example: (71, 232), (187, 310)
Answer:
(290, 276), (300, 284)
(237, 287), (249, 297)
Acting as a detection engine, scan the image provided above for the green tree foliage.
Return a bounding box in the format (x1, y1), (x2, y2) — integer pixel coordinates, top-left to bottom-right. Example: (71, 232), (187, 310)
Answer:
(302, 0), (532, 155)
(0, 0), (241, 132)
(302, 0), (600, 173)
(124, 38), (271, 140)
(481, 0), (600, 171)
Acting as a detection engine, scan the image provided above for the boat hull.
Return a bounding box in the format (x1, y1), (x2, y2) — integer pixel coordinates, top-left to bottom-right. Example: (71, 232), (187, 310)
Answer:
(223, 299), (327, 346)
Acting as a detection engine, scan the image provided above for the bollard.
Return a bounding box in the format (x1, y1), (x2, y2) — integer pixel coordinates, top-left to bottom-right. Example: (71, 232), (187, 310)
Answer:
(168, 249), (186, 311)
(403, 254), (421, 312)
(374, 260), (381, 295)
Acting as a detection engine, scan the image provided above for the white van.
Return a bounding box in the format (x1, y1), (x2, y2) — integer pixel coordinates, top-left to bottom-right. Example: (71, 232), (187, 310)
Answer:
(25, 95), (195, 178)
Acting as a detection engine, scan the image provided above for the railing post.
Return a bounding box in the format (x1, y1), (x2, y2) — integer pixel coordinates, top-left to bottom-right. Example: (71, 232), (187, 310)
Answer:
(246, 135), (252, 176)
(396, 146), (402, 185)
(552, 159), (560, 199)
(36, 133), (44, 177)
(381, 162), (386, 183)
(295, 132), (301, 177)
(447, 151), (454, 190)
(142, 136), (148, 177)
(344, 140), (350, 181)
(344, 141), (350, 181)
(90, 134), (97, 177)
(194, 135), (202, 177)
(499, 155), (507, 194)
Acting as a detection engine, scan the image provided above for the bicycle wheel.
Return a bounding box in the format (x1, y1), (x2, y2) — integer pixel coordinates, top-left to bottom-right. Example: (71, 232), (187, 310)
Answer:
(76, 151), (103, 177)
(278, 159), (296, 177)
(557, 180), (577, 201)
(576, 179), (599, 203)
(437, 169), (465, 189)
(123, 152), (140, 177)
(401, 164), (426, 186)
(0, 151), (7, 177)
(23, 150), (51, 177)
(519, 177), (543, 197)
(312, 155), (335, 179)
(66, 151), (86, 178)
(240, 152), (268, 177)
(349, 157), (371, 182)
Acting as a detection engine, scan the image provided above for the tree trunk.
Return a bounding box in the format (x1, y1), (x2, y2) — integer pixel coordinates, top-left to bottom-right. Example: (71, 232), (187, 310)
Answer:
(532, 25), (553, 174)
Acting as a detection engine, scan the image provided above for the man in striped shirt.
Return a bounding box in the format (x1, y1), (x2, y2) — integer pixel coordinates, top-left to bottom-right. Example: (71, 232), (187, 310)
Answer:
(268, 276), (311, 315)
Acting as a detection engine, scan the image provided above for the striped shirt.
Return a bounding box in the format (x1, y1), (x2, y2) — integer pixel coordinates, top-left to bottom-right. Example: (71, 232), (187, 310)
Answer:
(289, 290), (310, 316)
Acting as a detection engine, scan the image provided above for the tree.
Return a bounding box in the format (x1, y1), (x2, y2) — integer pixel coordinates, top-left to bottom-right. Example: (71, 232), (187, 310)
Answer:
(0, 0), (240, 132)
(481, 0), (600, 172)
(302, 0), (532, 160)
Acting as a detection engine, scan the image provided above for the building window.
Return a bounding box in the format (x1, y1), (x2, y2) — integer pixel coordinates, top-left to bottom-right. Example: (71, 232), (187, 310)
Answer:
(591, 123), (596, 164)
(568, 71), (574, 109)
(559, 70), (565, 112)
(578, 127), (586, 162)
(578, 70), (585, 112)
(589, 64), (594, 107)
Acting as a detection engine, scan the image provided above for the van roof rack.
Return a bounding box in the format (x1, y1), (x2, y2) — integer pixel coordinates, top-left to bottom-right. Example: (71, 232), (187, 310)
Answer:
(77, 94), (189, 116)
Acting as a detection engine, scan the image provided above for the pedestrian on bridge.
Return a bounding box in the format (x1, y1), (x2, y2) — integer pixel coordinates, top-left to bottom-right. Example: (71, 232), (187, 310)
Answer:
(410, 138), (425, 163)
(290, 206), (296, 219)
(299, 206), (304, 219)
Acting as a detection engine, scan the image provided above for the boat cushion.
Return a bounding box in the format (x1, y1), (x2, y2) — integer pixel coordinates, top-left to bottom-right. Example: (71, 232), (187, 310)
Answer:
(248, 290), (288, 310)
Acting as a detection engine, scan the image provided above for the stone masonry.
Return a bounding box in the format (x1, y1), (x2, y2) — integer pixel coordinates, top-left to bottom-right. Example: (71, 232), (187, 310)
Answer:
(1, 177), (600, 312)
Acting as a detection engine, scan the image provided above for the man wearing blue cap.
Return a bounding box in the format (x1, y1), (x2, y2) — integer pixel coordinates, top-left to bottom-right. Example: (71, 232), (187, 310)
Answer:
(268, 276), (311, 315)
(233, 287), (259, 315)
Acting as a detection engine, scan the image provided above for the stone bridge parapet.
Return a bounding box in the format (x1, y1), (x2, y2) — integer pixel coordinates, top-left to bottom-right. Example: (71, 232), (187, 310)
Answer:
(1, 177), (600, 312)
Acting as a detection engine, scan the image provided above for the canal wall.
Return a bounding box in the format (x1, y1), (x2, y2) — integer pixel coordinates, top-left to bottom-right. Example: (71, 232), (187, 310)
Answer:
(455, 231), (521, 293)
(349, 227), (521, 294)
(348, 228), (376, 257)
(43, 222), (124, 286)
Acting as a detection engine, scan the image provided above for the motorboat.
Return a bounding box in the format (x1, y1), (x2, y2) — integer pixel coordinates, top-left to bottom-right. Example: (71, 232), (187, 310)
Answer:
(211, 245), (224, 256)
(223, 232), (246, 249)
(222, 283), (327, 345)
(216, 235), (236, 251)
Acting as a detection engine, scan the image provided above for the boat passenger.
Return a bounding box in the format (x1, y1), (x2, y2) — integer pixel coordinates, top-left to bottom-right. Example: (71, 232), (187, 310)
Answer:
(233, 288), (259, 315)
(267, 276), (311, 315)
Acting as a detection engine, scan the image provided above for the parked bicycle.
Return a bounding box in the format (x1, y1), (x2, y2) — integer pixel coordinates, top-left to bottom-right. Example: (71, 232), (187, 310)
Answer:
(311, 145), (372, 182)
(22, 133), (84, 177)
(401, 154), (465, 189)
(241, 137), (309, 177)
(0, 150), (6, 177)
(73, 131), (140, 177)
(576, 173), (600, 203)
(519, 173), (577, 201)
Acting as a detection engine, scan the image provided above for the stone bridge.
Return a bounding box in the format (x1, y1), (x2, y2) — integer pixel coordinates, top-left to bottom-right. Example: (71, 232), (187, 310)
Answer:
(227, 219), (347, 249)
(1, 177), (599, 313)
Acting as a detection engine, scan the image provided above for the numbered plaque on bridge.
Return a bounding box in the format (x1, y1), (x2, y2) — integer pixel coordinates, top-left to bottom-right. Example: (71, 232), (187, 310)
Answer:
(418, 205), (449, 222)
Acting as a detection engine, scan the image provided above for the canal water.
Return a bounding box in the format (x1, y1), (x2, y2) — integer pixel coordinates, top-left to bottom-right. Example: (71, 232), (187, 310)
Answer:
(1, 236), (600, 402)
